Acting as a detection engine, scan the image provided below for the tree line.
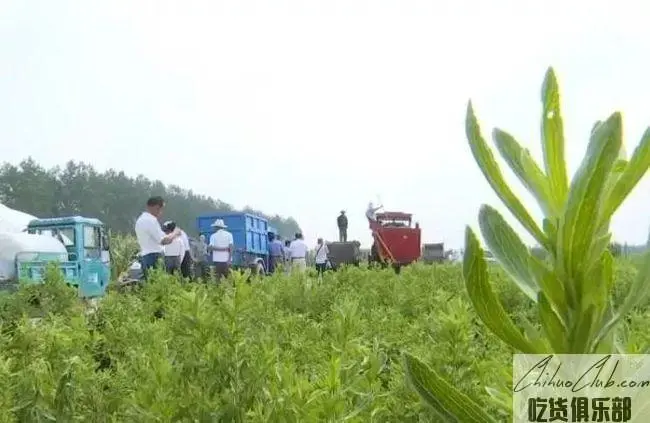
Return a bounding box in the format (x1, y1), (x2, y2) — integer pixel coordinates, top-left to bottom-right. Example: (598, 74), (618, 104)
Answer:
(0, 158), (301, 239)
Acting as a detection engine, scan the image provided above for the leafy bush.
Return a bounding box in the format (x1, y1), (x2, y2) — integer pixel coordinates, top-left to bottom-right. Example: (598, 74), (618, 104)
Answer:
(404, 67), (650, 421)
(109, 232), (139, 281)
(0, 236), (646, 421)
(0, 260), (512, 421)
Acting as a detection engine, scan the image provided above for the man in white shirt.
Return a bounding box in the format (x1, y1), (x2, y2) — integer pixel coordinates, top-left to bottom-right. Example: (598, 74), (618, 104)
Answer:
(314, 237), (329, 277)
(134, 196), (182, 278)
(208, 219), (234, 282)
(162, 221), (184, 274)
(366, 202), (383, 221)
(283, 240), (292, 274)
(288, 232), (308, 274)
(366, 202), (383, 229)
(178, 228), (192, 279)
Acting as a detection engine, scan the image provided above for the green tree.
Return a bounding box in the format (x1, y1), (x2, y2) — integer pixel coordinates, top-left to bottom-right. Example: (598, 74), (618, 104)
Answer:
(0, 158), (302, 239)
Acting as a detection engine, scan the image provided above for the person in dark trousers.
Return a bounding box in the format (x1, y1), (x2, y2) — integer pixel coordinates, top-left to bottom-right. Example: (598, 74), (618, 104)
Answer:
(337, 210), (348, 242)
(314, 238), (329, 276)
(179, 228), (192, 279)
(267, 232), (284, 274)
(134, 196), (181, 279)
(283, 239), (292, 273)
(162, 221), (184, 274)
(208, 219), (233, 283)
(192, 234), (210, 280)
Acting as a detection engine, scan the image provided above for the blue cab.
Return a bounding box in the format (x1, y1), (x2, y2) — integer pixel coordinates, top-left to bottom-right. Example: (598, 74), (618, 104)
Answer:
(23, 216), (111, 297)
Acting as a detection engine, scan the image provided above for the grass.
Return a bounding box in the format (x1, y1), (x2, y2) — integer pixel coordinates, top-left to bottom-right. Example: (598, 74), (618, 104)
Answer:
(0, 257), (646, 422)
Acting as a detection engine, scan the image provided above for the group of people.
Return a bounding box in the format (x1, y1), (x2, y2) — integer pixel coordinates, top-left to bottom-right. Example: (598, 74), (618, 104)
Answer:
(336, 202), (383, 242)
(134, 196), (234, 281)
(133, 195), (335, 281)
(267, 232), (331, 276)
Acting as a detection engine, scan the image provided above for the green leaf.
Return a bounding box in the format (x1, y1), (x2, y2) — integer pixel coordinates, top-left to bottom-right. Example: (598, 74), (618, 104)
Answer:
(519, 316), (551, 351)
(592, 250), (615, 326)
(584, 233), (612, 281)
(485, 386), (512, 416)
(478, 205), (539, 302)
(541, 67), (570, 210)
(603, 250), (615, 293)
(538, 292), (567, 352)
(403, 353), (498, 423)
(599, 127), (650, 225)
(492, 129), (555, 216)
(591, 120), (603, 136)
(558, 112), (622, 292)
(600, 159), (627, 213)
(528, 257), (566, 321)
(543, 218), (557, 238)
(466, 102), (549, 250)
(592, 235), (650, 350)
(542, 218), (558, 258)
(569, 304), (597, 353)
(463, 226), (540, 353)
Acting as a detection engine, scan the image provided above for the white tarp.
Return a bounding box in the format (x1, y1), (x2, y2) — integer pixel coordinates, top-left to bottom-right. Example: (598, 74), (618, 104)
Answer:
(0, 204), (73, 245)
(0, 232), (67, 281)
(0, 203), (37, 233)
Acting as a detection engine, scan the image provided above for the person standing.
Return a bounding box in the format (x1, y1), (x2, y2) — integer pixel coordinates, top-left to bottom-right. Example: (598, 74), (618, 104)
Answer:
(162, 221), (184, 274)
(366, 202), (383, 228)
(179, 228), (192, 279)
(193, 234), (209, 279)
(337, 211), (348, 242)
(283, 239), (292, 274)
(314, 238), (329, 276)
(267, 232), (284, 274)
(208, 219), (234, 282)
(288, 232), (308, 274)
(134, 196), (181, 278)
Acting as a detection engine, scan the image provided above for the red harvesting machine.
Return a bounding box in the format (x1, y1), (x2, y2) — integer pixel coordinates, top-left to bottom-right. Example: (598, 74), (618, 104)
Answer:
(369, 211), (421, 267)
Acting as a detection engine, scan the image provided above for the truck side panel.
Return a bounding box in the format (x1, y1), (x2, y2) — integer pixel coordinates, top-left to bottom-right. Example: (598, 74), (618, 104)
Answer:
(196, 212), (270, 268)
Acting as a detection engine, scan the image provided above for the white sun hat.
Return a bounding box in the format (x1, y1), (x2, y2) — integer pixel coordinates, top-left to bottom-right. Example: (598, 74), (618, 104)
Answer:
(210, 219), (227, 228)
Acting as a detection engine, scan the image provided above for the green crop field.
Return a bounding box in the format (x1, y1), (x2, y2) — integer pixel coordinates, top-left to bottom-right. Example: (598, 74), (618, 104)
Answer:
(0, 256), (644, 422)
(2, 67), (650, 422)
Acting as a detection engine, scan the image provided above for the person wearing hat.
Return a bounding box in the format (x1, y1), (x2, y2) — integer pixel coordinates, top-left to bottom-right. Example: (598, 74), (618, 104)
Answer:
(207, 219), (233, 281)
(337, 210), (348, 242)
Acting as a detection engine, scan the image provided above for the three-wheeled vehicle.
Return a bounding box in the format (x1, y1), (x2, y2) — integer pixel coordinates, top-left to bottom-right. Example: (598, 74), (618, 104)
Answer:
(0, 216), (111, 297)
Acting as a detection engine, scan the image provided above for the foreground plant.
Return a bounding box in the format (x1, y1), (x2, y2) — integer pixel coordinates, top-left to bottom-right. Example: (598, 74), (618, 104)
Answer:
(405, 66), (650, 421)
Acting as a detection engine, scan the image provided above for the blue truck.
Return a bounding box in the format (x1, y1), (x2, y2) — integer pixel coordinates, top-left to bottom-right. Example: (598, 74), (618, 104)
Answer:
(15, 216), (111, 297)
(196, 212), (278, 275)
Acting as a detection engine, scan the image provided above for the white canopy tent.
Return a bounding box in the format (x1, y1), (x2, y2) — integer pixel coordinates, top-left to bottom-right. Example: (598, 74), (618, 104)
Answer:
(0, 204), (73, 245)
(0, 203), (37, 233)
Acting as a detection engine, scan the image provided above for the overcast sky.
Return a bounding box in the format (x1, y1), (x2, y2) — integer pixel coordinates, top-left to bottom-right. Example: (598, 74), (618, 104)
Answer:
(1, 0), (649, 248)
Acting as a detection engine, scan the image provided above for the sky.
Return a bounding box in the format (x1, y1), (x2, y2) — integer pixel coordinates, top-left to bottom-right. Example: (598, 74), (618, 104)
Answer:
(1, 0), (649, 249)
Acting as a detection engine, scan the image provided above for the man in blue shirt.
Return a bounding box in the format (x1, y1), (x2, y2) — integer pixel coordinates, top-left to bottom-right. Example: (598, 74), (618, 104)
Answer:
(268, 233), (284, 274)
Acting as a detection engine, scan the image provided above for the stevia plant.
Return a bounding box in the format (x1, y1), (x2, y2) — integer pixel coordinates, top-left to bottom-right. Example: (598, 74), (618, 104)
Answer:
(404, 67), (650, 421)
